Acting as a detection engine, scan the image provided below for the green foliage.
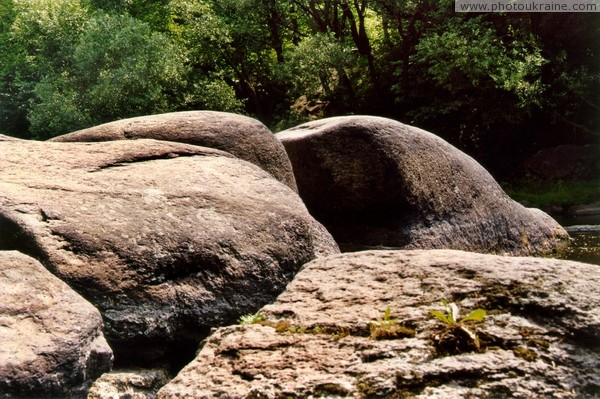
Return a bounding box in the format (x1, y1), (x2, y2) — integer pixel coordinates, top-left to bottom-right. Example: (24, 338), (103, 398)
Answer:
(0, 0), (88, 137)
(0, 0), (596, 175)
(9, 0), (87, 73)
(186, 75), (245, 113)
(430, 300), (487, 326)
(238, 311), (265, 325)
(27, 76), (92, 138)
(168, 0), (266, 115)
(279, 33), (356, 101)
(369, 306), (416, 340)
(26, 12), (185, 138)
(502, 179), (600, 209)
(168, 0), (231, 66)
(0, 0), (22, 135)
(84, 0), (172, 31)
(430, 300), (487, 353)
(406, 16), (548, 154)
(414, 18), (545, 108)
(72, 13), (183, 116)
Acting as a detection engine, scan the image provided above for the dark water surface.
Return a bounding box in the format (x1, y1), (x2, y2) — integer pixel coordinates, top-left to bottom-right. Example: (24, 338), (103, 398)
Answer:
(551, 214), (600, 265)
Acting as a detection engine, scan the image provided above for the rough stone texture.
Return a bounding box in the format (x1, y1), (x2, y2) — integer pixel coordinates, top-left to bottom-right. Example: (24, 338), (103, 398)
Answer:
(277, 116), (569, 255)
(88, 369), (170, 399)
(0, 250), (113, 397)
(158, 250), (600, 398)
(524, 144), (600, 180)
(0, 135), (338, 363)
(50, 111), (298, 192)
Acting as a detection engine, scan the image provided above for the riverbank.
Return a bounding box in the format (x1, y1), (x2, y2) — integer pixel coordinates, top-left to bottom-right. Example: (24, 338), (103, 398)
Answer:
(501, 179), (600, 265)
(501, 179), (599, 213)
(542, 203), (599, 266)
(554, 226), (600, 265)
(543, 208), (599, 266)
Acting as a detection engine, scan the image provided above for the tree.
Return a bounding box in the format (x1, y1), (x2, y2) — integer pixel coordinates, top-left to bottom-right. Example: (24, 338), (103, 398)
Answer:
(28, 12), (185, 138)
(278, 32), (358, 118)
(408, 16), (546, 150)
(0, 0), (87, 137)
(0, 0), (22, 135)
(0, 0), (595, 180)
(168, 0), (245, 113)
(83, 0), (172, 31)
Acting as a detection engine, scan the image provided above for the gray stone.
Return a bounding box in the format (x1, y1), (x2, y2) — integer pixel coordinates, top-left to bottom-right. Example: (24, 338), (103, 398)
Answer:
(277, 116), (569, 255)
(50, 111), (298, 192)
(0, 251), (113, 397)
(88, 368), (170, 399)
(158, 250), (600, 398)
(0, 136), (338, 363)
(565, 225), (600, 234)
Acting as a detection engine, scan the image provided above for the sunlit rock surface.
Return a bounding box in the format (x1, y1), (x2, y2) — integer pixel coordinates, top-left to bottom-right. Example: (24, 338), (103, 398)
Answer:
(0, 135), (338, 365)
(51, 111), (298, 192)
(159, 250), (600, 398)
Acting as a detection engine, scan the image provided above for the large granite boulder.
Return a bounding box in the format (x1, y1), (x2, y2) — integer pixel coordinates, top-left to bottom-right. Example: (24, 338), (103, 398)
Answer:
(50, 111), (298, 192)
(0, 251), (113, 397)
(158, 250), (600, 398)
(0, 135), (338, 364)
(277, 116), (569, 255)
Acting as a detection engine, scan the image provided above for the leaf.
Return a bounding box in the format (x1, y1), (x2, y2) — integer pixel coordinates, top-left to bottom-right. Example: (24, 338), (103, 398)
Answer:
(429, 309), (451, 325)
(238, 312), (264, 325)
(460, 309), (487, 323)
(449, 302), (460, 324)
(383, 306), (392, 322)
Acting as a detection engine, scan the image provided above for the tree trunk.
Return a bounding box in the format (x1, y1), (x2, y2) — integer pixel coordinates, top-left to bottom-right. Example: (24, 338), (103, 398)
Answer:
(265, 0), (285, 63)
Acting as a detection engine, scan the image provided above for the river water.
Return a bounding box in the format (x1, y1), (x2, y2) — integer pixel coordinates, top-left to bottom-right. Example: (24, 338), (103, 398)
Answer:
(551, 214), (600, 266)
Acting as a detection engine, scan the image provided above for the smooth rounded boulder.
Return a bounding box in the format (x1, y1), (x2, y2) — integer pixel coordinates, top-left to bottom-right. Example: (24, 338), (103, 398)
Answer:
(0, 135), (338, 364)
(0, 251), (113, 397)
(50, 111), (298, 192)
(158, 250), (600, 398)
(276, 116), (569, 255)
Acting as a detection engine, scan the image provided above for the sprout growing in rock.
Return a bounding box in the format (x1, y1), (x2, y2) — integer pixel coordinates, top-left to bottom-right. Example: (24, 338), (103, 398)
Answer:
(369, 307), (416, 340)
(238, 311), (265, 325)
(430, 300), (487, 353)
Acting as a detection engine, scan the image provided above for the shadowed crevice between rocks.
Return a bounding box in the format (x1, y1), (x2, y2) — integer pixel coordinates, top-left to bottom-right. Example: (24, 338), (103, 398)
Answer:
(0, 211), (50, 266)
(110, 332), (210, 374)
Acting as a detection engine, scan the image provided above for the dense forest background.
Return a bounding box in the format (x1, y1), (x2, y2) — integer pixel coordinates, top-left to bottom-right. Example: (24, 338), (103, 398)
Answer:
(1, 0), (598, 178)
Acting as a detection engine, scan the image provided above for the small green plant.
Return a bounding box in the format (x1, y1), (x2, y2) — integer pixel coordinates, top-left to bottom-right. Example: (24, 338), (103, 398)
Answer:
(238, 311), (265, 325)
(369, 307), (416, 340)
(429, 300), (487, 353)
